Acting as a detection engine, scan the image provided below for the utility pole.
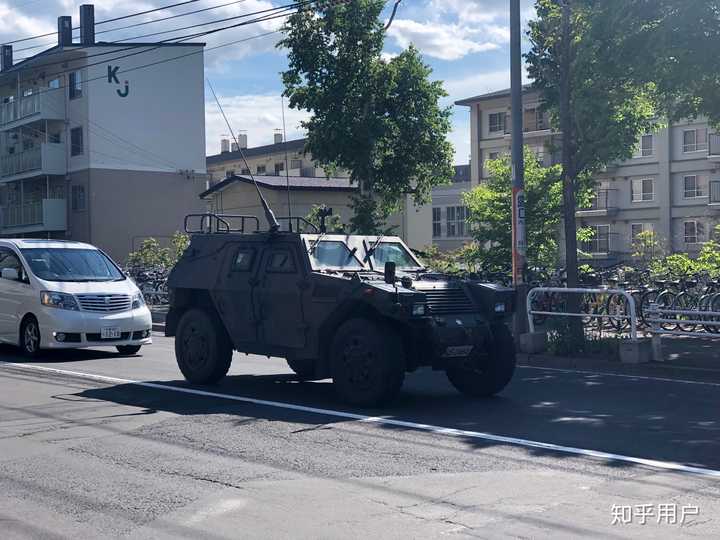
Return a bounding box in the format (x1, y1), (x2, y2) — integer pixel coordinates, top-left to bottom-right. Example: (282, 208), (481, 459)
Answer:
(510, 0), (528, 334)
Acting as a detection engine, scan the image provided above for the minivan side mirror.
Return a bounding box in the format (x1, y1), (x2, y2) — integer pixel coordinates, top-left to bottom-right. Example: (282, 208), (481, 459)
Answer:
(384, 261), (396, 284)
(1, 268), (19, 281)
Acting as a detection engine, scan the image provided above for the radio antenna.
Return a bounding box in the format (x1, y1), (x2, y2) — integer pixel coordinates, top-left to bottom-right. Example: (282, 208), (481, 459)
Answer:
(281, 95), (293, 231)
(206, 78), (279, 232)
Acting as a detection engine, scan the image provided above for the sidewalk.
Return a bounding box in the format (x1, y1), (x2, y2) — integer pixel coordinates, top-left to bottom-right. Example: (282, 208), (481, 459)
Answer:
(521, 334), (720, 384)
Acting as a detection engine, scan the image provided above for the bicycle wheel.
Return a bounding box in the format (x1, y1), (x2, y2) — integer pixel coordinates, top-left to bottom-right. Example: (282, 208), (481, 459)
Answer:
(656, 291), (677, 331)
(673, 292), (698, 332)
(630, 291), (645, 330)
(639, 290), (658, 327)
(606, 293), (630, 332)
(707, 293), (720, 334)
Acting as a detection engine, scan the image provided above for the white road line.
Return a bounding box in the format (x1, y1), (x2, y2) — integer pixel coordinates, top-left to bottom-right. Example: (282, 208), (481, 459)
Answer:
(3, 361), (720, 479)
(518, 365), (720, 387)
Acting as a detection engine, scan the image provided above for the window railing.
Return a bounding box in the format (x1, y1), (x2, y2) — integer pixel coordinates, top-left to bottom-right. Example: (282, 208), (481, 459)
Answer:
(0, 148), (42, 177)
(0, 93), (42, 126)
(1, 201), (43, 227)
(710, 181), (720, 204)
(709, 133), (720, 157)
(579, 189), (617, 211)
(581, 232), (619, 256)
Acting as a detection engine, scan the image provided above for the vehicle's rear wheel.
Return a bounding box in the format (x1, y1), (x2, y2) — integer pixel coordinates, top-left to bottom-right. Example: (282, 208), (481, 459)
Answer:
(286, 357), (317, 380)
(20, 316), (41, 358)
(116, 345), (142, 355)
(330, 318), (405, 407)
(175, 308), (232, 384)
(446, 323), (516, 398)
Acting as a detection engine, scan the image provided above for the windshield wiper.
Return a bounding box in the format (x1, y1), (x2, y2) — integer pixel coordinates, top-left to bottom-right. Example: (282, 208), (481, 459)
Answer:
(307, 233), (326, 254)
(363, 236), (385, 263)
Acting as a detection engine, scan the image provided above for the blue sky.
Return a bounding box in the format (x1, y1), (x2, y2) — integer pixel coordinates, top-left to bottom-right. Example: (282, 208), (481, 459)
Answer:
(1, 0), (536, 164)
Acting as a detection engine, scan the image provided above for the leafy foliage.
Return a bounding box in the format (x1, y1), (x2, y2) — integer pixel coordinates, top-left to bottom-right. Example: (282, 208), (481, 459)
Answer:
(279, 0), (455, 232)
(304, 204), (345, 233)
(126, 232), (189, 269)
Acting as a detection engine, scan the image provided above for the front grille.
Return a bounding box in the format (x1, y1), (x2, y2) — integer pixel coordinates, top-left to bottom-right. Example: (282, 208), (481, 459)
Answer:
(419, 287), (475, 315)
(86, 332), (131, 342)
(77, 294), (132, 313)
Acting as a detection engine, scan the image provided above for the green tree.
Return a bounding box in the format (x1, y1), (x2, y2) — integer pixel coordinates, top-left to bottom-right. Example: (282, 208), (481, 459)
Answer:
(279, 0), (454, 233)
(304, 204), (345, 233)
(526, 0), (658, 286)
(126, 232), (189, 269)
(463, 149), (565, 272)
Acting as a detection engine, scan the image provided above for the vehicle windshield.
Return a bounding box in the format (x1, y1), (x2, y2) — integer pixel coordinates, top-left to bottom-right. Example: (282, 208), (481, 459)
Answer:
(369, 242), (423, 270)
(308, 240), (365, 270)
(21, 248), (125, 282)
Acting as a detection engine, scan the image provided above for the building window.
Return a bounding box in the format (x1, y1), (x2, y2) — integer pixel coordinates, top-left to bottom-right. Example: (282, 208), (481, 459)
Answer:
(274, 162), (284, 175)
(523, 107), (546, 132)
(488, 152), (500, 161)
(48, 78), (60, 89)
(683, 128), (708, 153)
(432, 207), (442, 238)
(71, 185), (86, 212)
(631, 223), (654, 243)
(290, 159), (302, 170)
(240, 168), (250, 175)
(583, 224), (610, 254)
(256, 164), (266, 174)
(69, 71), (82, 99)
(70, 127), (83, 156)
(631, 178), (654, 202)
(684, 220), (704, 244)
(446, 206), (467, 238)
(225, 169), (235, 178)
(636, 134), (653, 157)
(683, 175), (707, 198)
(488, 112), (507, 134)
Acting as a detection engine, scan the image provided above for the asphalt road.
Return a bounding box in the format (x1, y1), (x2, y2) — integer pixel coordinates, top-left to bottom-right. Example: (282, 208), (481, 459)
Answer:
(1, 335), (719, 539)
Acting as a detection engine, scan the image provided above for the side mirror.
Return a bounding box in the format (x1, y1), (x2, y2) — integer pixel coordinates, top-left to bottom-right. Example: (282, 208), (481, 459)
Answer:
(384, 261), (396, 284)
(1, 268), (19, 281)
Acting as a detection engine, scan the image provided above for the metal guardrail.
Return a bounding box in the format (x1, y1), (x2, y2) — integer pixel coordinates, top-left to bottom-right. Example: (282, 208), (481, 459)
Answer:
(527, 287), (639, 341)
(646, 303), (720, 361)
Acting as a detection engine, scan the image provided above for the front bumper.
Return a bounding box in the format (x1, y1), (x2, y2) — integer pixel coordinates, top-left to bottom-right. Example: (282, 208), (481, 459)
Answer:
(37, 306), (153, 349)
(408, 314), (493, 370)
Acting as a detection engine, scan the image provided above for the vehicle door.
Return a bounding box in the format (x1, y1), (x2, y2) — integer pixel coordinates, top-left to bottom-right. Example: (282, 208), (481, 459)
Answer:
(214, 243), (259, 344)
(255, 243), (307, 349)
(0, 247), (32, 343)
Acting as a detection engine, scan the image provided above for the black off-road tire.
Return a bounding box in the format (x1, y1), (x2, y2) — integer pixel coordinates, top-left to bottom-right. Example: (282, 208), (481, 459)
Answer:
(175, 308), (232, 384)
(116, 345), (142, 355)
(286, 357), (317, 380)
(20, 316), (41, 358)
(446, 323), (516, 398)
(330, 318), (405, 407)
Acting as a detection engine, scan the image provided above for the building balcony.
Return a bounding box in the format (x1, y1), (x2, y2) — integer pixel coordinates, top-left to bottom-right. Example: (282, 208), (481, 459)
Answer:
(576, 189), (619, 217)
(0, 143), (66, 182)
(0, 89), (66, 130)
(710, 181), (720, 206)
(0, 198), (67, 234)
(709, 133), (720, 162)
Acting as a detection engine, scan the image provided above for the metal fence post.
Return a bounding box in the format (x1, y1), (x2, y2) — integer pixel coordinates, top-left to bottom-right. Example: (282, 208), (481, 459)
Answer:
(649, 302), (663, 362)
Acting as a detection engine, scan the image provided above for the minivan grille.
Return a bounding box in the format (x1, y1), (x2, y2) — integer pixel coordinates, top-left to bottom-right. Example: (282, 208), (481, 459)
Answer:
(418, 287), (475, 315)
(77, 294), (132, 313)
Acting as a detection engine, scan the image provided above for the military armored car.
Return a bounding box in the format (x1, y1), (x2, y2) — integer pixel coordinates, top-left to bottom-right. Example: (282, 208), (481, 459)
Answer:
(165, 214), (517, 406)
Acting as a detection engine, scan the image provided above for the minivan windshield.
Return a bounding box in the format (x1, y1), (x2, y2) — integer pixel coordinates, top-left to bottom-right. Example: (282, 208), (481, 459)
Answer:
(21, 248), (125, 282)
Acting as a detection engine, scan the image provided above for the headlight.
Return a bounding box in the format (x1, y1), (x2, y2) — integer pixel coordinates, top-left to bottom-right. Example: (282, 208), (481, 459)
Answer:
(132, 292), (146, 309)
(412, 303), (426, 316)
(40, 291), (79, 311)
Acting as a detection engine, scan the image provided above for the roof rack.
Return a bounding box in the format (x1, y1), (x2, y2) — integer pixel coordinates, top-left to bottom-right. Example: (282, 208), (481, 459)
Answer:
(184, 213), (260, 234)
(277, 217), (319, 233)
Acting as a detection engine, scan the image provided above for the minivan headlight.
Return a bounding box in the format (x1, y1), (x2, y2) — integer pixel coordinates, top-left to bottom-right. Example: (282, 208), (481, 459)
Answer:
(131, 292), (145, 309)
(40, 291), (79, 311)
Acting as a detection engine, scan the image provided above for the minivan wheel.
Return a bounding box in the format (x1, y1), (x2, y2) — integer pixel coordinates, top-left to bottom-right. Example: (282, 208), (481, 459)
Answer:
(330, 318), (405, 407)
(20, 317), (41, 358)
(116, 345), (142, 355)
(175, 308), (232, 384)
(446, 323), (516, 398)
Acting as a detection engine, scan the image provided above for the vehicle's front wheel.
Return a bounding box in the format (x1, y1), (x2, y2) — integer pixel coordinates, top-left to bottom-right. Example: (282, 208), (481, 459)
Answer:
(446, 323), (516, 398)
(20, 316), (41, 358)
(175, 308), (232, 384)
(116, 345), (142, 355)
(330, 318), (405, 407)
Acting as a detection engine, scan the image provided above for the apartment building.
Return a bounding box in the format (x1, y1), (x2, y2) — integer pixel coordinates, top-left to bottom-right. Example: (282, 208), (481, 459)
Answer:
(0, 4), (206, 262)
(450, 86), (720, 265)
(205, 138), (432, 249)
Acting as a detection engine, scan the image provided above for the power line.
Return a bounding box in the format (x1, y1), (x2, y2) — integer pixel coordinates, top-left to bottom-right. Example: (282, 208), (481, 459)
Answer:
(3, 0), (202, 45)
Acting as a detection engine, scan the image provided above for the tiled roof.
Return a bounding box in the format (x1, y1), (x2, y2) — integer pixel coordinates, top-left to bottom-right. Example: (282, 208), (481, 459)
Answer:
(200, 174), (355, 198)
(206, 139), (308, 165)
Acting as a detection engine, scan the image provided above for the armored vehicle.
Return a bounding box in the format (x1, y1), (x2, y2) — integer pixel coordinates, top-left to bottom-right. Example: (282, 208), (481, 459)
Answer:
(165, 214), (517, 406)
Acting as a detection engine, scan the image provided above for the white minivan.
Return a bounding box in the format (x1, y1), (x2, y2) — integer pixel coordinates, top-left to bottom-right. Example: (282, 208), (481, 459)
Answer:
(0, 239), (152, 357)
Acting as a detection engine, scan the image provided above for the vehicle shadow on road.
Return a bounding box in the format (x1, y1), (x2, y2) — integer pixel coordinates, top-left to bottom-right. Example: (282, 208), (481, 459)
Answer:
(0, 344), (136, 362)
(71, 366), (720, 474)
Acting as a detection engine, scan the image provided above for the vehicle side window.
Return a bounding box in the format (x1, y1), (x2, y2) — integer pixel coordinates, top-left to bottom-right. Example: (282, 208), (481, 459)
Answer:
(0, 248), (28, 282)
(232, 248), (255, 272)
(267, 249), (296, 273)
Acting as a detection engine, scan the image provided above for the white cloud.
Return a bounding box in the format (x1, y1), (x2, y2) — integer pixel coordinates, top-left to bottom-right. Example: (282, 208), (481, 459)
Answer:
(387, 19), (500, 61)
(205, 93), (310, 155)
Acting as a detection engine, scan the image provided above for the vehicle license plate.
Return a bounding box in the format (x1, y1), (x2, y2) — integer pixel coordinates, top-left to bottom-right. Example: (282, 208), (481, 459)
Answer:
(443, 345), (474, 358)
(101, 327), (121, 339)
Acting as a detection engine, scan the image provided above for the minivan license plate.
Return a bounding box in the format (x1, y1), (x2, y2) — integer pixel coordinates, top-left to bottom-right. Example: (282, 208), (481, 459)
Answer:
(101, 327), (121, 339)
